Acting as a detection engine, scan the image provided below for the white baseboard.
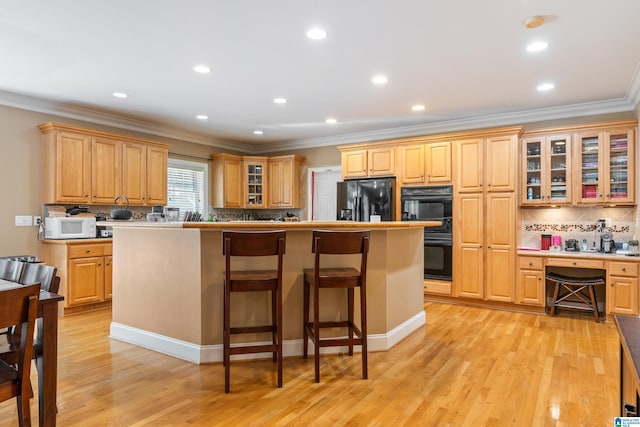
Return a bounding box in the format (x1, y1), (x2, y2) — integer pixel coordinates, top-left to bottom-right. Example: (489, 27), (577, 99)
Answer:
(109, 310), (425, 364)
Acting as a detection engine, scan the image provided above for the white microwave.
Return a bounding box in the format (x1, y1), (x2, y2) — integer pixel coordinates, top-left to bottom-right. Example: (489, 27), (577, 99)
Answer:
(44, 217), (96, 239)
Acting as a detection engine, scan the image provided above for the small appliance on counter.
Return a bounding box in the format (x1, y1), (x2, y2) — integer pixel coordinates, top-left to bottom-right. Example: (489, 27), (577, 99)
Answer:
(565, 239), (580, 252)
(45, 217), (96, 239)
(600, 233), (615, 253)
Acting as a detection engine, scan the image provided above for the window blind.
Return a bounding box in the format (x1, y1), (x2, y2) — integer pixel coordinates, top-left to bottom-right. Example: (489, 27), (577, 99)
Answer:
(167, 158), (208, 218)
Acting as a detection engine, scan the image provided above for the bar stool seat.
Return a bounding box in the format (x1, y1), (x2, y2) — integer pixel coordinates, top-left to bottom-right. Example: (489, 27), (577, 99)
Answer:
(222, 230), (286, 393)
(546, 272), (605, 323)
(303, 230), (370, 383)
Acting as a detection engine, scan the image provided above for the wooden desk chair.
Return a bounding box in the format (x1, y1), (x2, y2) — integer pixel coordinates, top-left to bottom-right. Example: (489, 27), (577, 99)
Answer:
(222, 230), (286, 393)
(303, 230), (370, 383)
(0, 260), (26, 282)
(0, 283), (40, 427)
(19, 264), (59, 293)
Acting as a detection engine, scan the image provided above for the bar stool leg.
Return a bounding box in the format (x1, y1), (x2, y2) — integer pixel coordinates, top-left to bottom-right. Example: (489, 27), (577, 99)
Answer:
(303, 278), (309, 359)
(224, 283), (231, 393)
(271, 289), (277, 363)
(360, 285), (368, 380)
(588, 285), (599, 323)
(276, 287), (283, 387)
(347, 287), (354, 356)
(313, 284), (320, 383)
(550, 282), (560, 317)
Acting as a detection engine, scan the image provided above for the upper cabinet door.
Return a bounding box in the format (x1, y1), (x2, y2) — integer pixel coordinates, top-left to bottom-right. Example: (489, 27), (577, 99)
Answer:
(121, 142), (147, 205)
(368, 147), (395, 177)
(604, 128), (635, 205)
(456, 138), (484, 192)
(426, 141), (452, 184)
(342, 150), (368, 179)
(485, 135), (517, 192)
(91, 137), (121, 204)
(399, 144), (425, 184)
(54, 132), (92, 203)
(522, 134), (571, 206)
(243, 158), (268, 208)
(146, 146), (168, 205)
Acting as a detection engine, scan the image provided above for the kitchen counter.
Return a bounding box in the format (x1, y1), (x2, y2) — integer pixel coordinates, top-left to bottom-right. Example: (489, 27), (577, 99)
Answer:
(517, 249), (640, 261)
(108, 221), (438, 364)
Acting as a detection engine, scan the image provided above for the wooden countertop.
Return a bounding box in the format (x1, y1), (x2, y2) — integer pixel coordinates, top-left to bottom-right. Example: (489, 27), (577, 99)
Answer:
(42, 238), (112, 244)
(106, 220), (441, 229)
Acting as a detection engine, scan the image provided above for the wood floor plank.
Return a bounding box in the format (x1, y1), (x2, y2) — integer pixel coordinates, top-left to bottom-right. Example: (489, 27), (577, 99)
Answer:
(0, 302), (622, 426)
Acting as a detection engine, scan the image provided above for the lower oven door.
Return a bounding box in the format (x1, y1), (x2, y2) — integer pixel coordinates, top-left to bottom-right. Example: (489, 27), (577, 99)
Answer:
(424, 235), (453, 281)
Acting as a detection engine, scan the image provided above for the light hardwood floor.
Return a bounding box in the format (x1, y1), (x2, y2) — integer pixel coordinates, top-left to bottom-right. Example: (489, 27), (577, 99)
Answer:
(0, 302), (620, 426)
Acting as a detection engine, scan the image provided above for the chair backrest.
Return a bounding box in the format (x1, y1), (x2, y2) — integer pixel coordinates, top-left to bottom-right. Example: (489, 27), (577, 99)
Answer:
(222, 230), (286, 257)
(312, 230), (370, 276)
(0, 283), (39, 396)
(0, 259), (26, 282)
(19, 264), (58, 292)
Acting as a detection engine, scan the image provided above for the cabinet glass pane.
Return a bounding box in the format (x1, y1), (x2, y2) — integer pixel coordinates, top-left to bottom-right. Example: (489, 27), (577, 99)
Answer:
(245, 162), (265, 206)
(549, 138), (568, 201)
(580, 136), (599, 199)
(609, 133), (629, 198)
(525, 141), (541, 200)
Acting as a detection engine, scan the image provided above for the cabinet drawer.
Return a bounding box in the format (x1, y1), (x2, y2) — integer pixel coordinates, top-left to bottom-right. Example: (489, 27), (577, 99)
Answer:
(69, 244), (107, 259)
(609, 261), (639, 277)
(518, 256), (543, 270)
(546, 258), (605, 269)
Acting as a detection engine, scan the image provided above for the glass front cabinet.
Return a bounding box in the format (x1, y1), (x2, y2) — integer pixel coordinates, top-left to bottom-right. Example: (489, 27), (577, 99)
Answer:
(522, 134), (572, 206)
(243, 157), (267, 208)
(575, 126), (635, 206)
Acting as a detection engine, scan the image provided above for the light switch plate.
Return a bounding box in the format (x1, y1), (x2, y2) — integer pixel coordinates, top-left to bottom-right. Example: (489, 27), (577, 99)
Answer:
(15, 215), (32, 226)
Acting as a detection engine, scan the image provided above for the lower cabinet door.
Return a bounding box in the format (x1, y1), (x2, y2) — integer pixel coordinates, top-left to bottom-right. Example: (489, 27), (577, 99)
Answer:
(517, 269), (544, 306)
(68, 257), (105, 306)
(608, 276), (639, 316)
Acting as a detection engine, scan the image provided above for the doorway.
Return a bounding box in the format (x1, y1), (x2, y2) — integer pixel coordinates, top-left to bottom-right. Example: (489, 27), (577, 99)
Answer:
(307, 167), (341, 221)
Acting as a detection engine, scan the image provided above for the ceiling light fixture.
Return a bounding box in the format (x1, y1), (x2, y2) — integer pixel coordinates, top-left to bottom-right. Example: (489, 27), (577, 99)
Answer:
(523, 15), (545, 29)
(112, 92), (128, 98)
(306, 27), (327, 40)
(372, 75), (388, 85)
(325, 118), (337, 124)
(411, 104), (426, 112)
(526, 41), (548, 52)
(537, 82), (555, 92)
(273, 97), (287, 104)
(193, 65), (212, 74)
(196, 115), (208, 120)
(253, 130), (264, 135)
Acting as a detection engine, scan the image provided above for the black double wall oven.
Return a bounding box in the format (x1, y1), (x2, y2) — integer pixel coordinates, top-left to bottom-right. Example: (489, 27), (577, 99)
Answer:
(401, 186), (453, 281)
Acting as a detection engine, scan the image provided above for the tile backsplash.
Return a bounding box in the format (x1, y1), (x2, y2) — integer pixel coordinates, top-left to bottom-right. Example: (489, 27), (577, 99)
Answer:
(521, 206), (638, 249)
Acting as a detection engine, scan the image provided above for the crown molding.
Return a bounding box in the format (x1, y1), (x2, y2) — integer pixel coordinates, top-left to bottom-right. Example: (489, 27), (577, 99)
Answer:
(258, 98), (636, 153)
(627, 60), (640, 111)
(0, 90), (253, 153)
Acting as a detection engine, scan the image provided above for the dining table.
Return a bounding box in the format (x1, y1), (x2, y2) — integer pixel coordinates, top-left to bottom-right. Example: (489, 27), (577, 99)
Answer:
(0, 278), (64, 427)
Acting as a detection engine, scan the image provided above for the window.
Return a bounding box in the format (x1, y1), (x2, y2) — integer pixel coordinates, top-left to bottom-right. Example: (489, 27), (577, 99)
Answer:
(167, 158), (208, 218)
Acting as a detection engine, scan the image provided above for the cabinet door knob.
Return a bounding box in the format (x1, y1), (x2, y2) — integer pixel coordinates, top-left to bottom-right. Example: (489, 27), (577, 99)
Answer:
(86, 250), (91, 253)
(622, 267), (627, 272)
(538, 277), (541, 281)
(98, 263), (102, 267)
(84, 194), (89, 197)
(611, 283), (615, 287)
(572, 262), (576, 265)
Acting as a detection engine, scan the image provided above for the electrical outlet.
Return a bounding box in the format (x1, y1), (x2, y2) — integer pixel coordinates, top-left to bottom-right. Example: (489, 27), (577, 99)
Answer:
(15, 215), (32, 226)
(34, 216), (42, 226)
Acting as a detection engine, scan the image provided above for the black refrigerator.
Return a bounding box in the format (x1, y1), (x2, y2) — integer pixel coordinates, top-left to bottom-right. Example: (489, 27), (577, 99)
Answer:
(336, 178), (396, 222)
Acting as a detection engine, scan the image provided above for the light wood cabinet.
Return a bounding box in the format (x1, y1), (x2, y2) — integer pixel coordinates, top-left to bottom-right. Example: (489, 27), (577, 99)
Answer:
(43, 240), (113, 314)
(521, 134), (572, 206)
(341, 146), (395, 179)
(243, 157), (268, 208)
(455, 193), (484, 299)
(456, 136), (517, 193)
(39, 122), (169, 206)
(575, 125), (636, 206)
(485, 193), (516, 302)
(608, 261), (639, 316)
(400, 142), (452, 185)
(516, 256), (545, 306)
(212, 154), (243, 208)
(268, 155), (303, 208)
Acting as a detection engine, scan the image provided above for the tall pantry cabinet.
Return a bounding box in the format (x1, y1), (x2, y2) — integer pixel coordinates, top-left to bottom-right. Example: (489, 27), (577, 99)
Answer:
(454, 131), (521, 302)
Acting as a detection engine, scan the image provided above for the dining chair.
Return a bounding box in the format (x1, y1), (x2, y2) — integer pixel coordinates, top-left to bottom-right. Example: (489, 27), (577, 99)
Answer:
(19, 264), (58, 292)
(0, 283), (40, 427)
(0, 260), (26, 282)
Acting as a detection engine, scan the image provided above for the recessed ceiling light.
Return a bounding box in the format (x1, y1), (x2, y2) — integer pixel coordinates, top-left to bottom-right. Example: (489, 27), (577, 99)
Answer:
(523, 15), (545, 29)
(411, 104), (426, 112)
(273, 97), (287, 104)
(537, 82), (555, 92)
(306, 27), (327, 40)
(325, 118), (337, 124)
(253, 130), (264, 135)
(372, 75), (388, 85)
(196, 115), (208, 120)
(112, 92), (128, 98)
(526, 41), (548, 52)
(193, 65), (212, 74)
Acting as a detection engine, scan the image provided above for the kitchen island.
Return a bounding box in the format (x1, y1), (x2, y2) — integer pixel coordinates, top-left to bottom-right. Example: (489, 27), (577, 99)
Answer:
(108, 221), (438, 363)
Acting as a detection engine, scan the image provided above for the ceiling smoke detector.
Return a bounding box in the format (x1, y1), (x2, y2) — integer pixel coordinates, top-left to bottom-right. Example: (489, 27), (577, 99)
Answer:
(523, 15), (545, 29)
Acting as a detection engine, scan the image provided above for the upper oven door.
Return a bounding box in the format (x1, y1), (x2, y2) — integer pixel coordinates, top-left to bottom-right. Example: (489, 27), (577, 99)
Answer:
(401, 186), (452, 233)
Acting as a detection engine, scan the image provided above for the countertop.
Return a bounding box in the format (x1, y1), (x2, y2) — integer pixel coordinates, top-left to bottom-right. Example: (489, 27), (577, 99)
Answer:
(615, 315), (640, 392)
(517, 249), (640, 261)
(42, 238), (113, 244)
(105, 220), (441, 229)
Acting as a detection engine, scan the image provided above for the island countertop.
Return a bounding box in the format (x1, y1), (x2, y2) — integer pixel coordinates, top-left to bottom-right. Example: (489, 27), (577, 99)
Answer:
(109, 221), (435, 364)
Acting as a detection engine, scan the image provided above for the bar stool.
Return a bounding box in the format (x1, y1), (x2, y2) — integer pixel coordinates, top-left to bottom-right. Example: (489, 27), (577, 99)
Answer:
(303, 230), (370, 383)
(546, 272), (605, 323)
(222, 230), (286, 393)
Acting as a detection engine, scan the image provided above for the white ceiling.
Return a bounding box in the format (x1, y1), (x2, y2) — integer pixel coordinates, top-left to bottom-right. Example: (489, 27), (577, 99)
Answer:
(1, 1), (639, 153)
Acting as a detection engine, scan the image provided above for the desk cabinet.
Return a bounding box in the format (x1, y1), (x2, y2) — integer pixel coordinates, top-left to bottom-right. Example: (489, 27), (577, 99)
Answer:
(608, 261), (639, 316)
(517, 256), (544, 306)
